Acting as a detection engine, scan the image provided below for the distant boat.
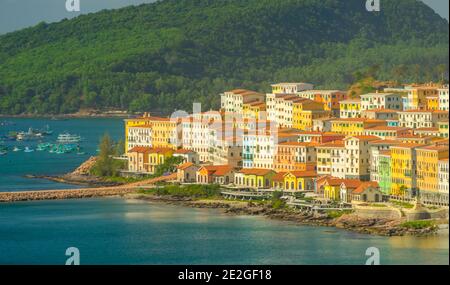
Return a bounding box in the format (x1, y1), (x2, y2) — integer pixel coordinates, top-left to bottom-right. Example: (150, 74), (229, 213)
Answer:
(57, 132), (81, 143)
(0, 151), (7, 156)
(24, 147), (34, 153)
(13, 146), (22, 152)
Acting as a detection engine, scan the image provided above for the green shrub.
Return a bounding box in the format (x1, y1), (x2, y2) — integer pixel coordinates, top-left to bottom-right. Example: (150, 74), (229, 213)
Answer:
(400, 220), (435, 229)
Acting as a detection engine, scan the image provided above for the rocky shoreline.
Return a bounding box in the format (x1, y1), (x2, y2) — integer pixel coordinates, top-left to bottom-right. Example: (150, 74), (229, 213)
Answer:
(0, 187), (136, 203)
(128, 194), (440, 237)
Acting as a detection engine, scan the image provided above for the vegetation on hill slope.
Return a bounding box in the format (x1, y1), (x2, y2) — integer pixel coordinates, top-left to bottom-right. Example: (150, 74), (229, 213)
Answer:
(0, 0), (448, 115)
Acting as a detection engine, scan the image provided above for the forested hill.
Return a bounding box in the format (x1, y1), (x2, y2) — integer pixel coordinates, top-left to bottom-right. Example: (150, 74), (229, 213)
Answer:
(0, 0), (448, 115)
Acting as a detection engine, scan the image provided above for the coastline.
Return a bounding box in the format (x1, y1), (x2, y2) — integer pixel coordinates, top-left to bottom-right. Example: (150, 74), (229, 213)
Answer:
(125, 193), (442, 237)
(0, 187), (443, 237)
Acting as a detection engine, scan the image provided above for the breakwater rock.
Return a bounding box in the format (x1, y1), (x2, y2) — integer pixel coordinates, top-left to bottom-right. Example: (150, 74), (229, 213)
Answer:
(0, 187), (136, 203)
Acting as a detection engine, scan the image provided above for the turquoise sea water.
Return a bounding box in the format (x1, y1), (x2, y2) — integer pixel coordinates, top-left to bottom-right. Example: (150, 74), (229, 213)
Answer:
(0, 118), (124, 192)
(0, 198), (448, 265)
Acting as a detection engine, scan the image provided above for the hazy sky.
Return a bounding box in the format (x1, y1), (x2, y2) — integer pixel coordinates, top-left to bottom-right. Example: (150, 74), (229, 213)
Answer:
(0, 0), (448, 35)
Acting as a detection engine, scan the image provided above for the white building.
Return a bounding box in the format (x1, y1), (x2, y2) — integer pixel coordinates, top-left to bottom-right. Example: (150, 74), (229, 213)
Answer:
(360, 92), (403, 111)
(266, 94), (299, 128)
(398, 110), (449, 129)
(343, 136), (380, 181)
(316, 141), (346, 178)
(271, 83), (313, 94)
(438, 86), (449, 111)
(181, 116), (215, 163)
(438, 159), (449, 194)
(126, 126), (152, 151)
(220, 89), (265, 113)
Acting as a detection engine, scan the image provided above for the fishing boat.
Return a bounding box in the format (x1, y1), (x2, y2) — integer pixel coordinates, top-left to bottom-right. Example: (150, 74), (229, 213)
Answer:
(24, 146), (34, 153)
(40, 125), (53, 136)
(57, 132), (81, 143)
(36, 142), (52, 151)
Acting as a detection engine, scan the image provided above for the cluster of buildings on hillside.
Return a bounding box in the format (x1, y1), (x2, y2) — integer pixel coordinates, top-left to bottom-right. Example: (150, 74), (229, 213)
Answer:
(123, 82), (450, 206)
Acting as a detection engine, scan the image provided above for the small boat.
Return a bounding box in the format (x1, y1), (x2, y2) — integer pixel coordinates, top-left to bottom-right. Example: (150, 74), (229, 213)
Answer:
(0, 151), (7, 156)
(24, 147), (34, 153)
(13, 146), (22, 152)
(57, 132), (81, 143)
(40, 125), (53, 136)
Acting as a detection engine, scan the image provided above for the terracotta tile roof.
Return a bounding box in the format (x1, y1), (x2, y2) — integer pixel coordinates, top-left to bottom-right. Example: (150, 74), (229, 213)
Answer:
(287, 171), (317, 178)
(273, 172), (288, 182)
(238, 169), (275, 176)
(365, 126), (410, 131)
(278, 141), (319, 147)
(369, 140), (402, 145)
(341, 180), (365, 189)
(128, 146), (153, 153)
(353, 182), (379, 194)
(391, 143), (425, 149)
(324, 178), (362, 188)
(201, 165), (234, 176)
(417, 145), (449, 152)
(148, 148), (174, 154)
(345, 135), (380, 141)
(317, 141), (345, 148)
(363, 108), (398, 113)
(414, 128), (439, 132)
(177, 162), (195, 170)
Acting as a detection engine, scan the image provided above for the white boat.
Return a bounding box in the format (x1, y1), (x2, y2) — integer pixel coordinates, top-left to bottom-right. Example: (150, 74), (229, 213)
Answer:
(24, 147), (34, 153)
(57, 133), (81, 143)
(13, 146), (22, 152)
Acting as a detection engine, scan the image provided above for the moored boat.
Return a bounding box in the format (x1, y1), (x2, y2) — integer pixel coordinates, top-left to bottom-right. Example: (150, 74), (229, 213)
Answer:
(57, 132), (81, 143)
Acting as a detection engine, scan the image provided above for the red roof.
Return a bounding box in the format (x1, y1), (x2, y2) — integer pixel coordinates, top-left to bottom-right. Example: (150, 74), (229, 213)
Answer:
(353, 182), (379, 194)
(128, 146), (153, 153)
(177, 162), (195, 170)
(201, 165), (234, 176)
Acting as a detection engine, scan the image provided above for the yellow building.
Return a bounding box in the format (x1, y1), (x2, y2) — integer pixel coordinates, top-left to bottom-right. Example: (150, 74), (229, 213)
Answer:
(426, 95), (439, 111)
(124, 113), (178, 153)
(322, 179), (343, 201)
(275, 171), (317, 191)
(330, 118), (386, 136)
(407, 85), (439, 110)
(242, 102), (266, 121)
(416, 145), (449, 193)
(339, 98), (361, 118)
(234, 169), (276, 189)
(292, 99), (329, 131)
(148, 148), (175, 174)
(390, 144), (424, 196)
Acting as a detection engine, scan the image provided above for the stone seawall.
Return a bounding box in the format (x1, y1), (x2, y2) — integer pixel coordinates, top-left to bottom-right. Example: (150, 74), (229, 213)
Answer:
(354, 205), (403, 220)
(0, 187), (137, 203)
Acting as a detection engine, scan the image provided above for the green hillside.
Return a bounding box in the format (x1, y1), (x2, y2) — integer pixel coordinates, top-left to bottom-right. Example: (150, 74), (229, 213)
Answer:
(0, 0), (448, 115)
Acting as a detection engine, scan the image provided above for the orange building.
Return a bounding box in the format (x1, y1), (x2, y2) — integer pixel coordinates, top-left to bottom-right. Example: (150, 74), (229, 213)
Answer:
(274, 142), (318, 172)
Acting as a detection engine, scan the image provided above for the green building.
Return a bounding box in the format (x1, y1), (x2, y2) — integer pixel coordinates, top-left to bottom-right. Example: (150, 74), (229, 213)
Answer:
(378, 152), (392, 195)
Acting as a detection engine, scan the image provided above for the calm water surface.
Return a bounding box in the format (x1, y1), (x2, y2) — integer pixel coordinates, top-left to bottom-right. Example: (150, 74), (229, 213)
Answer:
(0, 118), (123, 192)
(0, 198), (448, 265)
